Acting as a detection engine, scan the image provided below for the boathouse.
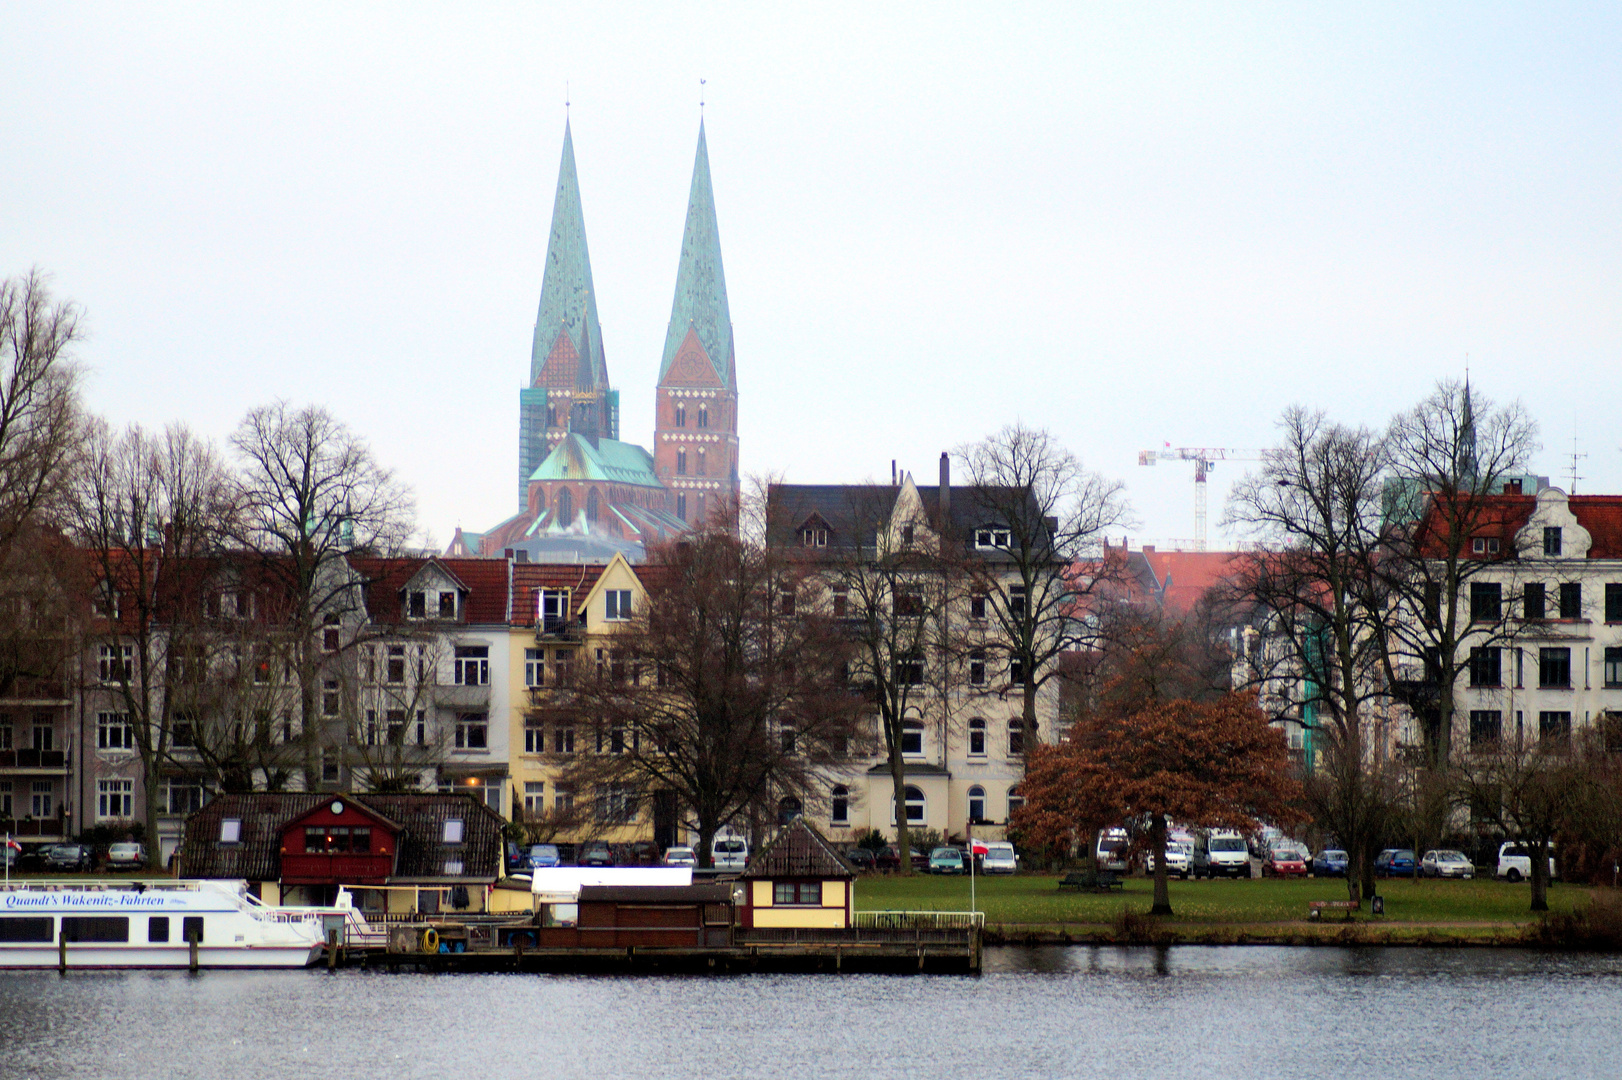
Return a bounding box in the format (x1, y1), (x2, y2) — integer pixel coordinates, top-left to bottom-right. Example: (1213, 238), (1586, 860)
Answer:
(178, 792), (504, 914)
(740, 818), (855, 930)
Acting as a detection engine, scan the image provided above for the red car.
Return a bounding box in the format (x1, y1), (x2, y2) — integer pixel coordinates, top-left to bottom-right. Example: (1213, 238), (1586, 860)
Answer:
(1262, 845), (1309, 877)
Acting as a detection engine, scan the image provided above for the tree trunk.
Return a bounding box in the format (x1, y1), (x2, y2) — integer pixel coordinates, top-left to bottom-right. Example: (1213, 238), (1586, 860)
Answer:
(1349, 841), (1369, 905)
(890, 760), (911, 876)
(1149, 812), (1172, 916)
(695, 810), (717, 870)
(1529, 837), (1551, 913)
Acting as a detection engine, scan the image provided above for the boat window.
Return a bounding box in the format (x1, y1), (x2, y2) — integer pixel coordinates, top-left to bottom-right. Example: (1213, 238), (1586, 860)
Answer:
(0, 917), (53, 943)
(61, 916), (129, 943)
(148, 916), (170, 943)
(183, 917), (204, 944)
(219, 818), (242, 844)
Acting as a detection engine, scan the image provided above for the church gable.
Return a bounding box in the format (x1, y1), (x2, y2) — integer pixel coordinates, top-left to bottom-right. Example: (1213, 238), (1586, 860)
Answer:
(660, 328), (723, 388)
(536, 329), (580, 387)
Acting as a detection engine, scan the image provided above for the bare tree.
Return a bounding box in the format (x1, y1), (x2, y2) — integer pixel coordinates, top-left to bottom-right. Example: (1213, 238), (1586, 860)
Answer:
(229, 402), (414, 786)
(1223, 406), (1401, 903)
(560, 530), (861, 867)
(1383, 379), (1540, 765)
(0, 269), (83, 553)
(955, 424), (1132, 763)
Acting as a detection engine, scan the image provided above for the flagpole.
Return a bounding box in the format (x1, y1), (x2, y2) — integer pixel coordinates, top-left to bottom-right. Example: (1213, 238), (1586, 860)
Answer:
(968, 822), (975, 917)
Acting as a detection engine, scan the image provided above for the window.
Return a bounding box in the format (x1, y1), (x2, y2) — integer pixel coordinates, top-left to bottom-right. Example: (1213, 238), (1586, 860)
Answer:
(97, 712), (134, 750)
(674, 403), (686, 428)
(801, 528), (828, 548)
(320, 752), (340, 783)
(975, 528), (1011, 549)
(99, 644), (132, 684)
(901, 718), (923, 756)
(970, 594), (987, 620)
(62, 917), (130, 944)
(539, 590), (570, 634)
(696, 448), (706, 476)
(416, 710), (426, 746)
(92, 583), (120, 619)
(97, 778), (133, 819)
(900, 524), (915, 546)
(148, 917), (169, 943)
(892, 785), (925, 826)
(0, 780), (10, 817)
(553, 726), (575, 754)
(180, 916), (202, 944)
(1469, 710), (1502, 749)
(1539, 711), (1572, 744)
(772, 881), (822, 905)
(170, 716), (196, 749)
(893, 589), (923, 618)
(0, 916), (52, 943)
(1560, 583), (1582, 619)
(454, 645), (489, 686)
(1008, 585), (1026, 617)
(1524, 583), (1546, 620)
(1605, 647), (1622, 688)
(454, 714), (488, 750)
(1007, 788), (1025, 819)
(830, 785), (849, 825)
(586, 487), (599, 522)
(322, 679), (340, 717)
(554, 787), (574, 813)
(0, 722), (8, 751)
(524, 782), (545, 815)
(1470, 582), (1502, 622)
(163, 781), (205, 815)
(219, 818), (242, 844)
(1468, 648), (1501, 688)
(969, 650), (987, 686)
(1009, 719), (1029, 756)
(1605, 713), (1622, 754)
(968, 785), (986, 824)
(697, 403), (709, 428)
(442, 819), (464, 844)
(1471, 537), (1501, 555)
(384, 709), (406, 745)
(30, 780), (52, 818)
(31, 723), (52, 753)
(524, 719), (544, 753)
(524, 649), (543, 687)
(676, 494), (687, 520)
(780, 727), (796, 754)
(1010, 656), (1025, 684)
(895, 653), (924, 686)
(777, 796), (802, 826)
(305, 826), (371, 853)
(780, 591), (796, 616)
(1607, 584), (1622, 623)
(1539, 647), (1572, 688)
(604, 590), (632, 620)
(969, 717), (987, 756)
(438, 591), (457, 619)
(831, 588), (847, 617)
(1544, 527), (1563, 556)
(386, 645), (406, 684)
(322, 614), (340, 652)
(557, 487), (573, 522)
(676, 450), (687, 475)
(408, 591), (427, 618)
(595, 784), (637, 823)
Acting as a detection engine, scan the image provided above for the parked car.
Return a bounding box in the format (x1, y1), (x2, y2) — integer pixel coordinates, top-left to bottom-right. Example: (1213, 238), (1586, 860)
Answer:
(662, 845), (697, 867)
(578, 841), (615, 867)
(1374, 849), (1418, 878)
(1262, 845), (1308, 878)
(844, 847), (877, 871)
(1145, 842), (1192, 879)
(1420, 850), (1474, 879)
(928, 847), (965, 875)
(1311, 849), (1350, 877)
(105, 842), (147, 871)
(875, 846), (926, 872)
(712, 837), (749, 870)
(1095, 828), (1129, 873)
(1193, 830), (1251, 878)
(44, 843), (93, 872)
(1495, 842), (1557, 883)
(981, 841), (1019, 875)
(526, 844), (561, 869)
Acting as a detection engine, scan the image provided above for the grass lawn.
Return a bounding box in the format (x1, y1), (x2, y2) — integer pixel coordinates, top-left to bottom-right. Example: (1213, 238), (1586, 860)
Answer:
(854, 871), (1585, 928)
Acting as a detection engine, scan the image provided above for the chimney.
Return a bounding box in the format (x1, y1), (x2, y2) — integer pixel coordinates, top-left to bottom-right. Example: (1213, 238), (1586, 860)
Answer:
(939, 453), (951, 526)
(891, 459), (897, 486)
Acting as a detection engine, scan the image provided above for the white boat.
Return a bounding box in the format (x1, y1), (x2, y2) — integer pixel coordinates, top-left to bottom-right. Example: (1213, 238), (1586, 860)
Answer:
(0, 879), (328, 969)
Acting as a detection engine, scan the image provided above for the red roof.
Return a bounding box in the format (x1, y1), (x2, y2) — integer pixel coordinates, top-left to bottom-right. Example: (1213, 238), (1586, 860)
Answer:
(509, 563), (607, 627)
(348, 556), (511, 625)
(1132, 546), (1245, 615)
(1413, 492), (1622, 559)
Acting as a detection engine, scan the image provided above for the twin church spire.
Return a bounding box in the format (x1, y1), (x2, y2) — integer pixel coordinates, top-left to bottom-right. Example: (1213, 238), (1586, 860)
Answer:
(516, 118), (738, 534)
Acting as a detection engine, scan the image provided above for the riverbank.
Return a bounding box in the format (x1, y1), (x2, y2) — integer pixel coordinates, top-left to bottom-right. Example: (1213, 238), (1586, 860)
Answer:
(856, 873), (1606, 946)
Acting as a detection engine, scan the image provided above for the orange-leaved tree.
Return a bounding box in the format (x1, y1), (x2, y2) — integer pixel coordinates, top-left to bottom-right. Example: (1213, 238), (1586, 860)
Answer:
(1014, 692), (1302, 915)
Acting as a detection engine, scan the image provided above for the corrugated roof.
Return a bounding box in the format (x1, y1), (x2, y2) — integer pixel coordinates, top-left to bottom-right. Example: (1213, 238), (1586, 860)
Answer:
(741, 817), (855, 880)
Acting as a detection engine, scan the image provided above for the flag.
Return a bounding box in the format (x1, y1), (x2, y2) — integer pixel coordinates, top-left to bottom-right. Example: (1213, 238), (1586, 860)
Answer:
(4, 835), (19, 852)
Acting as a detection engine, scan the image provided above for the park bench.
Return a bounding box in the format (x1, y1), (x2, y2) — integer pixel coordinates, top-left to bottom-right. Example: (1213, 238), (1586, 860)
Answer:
(1307, 900), (1360, 922)
(1058, 870), (1124, 893)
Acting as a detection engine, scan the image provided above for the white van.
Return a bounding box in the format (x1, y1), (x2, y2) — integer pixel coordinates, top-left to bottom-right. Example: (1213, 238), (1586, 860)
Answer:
(1193, 829), (1251, 878)
(1495, 841), (1556, 883)
(712, 837), (749, 870)
(982, 842), (1018, 875)
(1096, 828), (1129, 873)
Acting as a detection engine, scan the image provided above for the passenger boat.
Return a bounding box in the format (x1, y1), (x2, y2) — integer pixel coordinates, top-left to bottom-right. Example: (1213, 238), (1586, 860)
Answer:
(0, 879), (328, 969)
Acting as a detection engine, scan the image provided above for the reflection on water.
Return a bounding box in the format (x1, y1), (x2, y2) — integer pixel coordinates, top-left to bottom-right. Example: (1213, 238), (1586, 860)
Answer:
(3, 947), (1620, 1080)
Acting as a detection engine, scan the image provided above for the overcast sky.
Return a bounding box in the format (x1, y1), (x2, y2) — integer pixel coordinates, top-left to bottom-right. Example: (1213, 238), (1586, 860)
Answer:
(5, 4), (1619, 550)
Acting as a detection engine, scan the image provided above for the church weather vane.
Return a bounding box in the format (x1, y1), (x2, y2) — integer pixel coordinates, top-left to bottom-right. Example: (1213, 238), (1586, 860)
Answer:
(700, 78), (706, 114)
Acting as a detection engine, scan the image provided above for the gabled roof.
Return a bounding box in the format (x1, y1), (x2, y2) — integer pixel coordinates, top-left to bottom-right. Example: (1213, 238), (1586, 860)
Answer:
(509, 562), (607, 627)
(1124, 545), (1245, 615)
(348, 556), (510, 624)
(529, 434), (663, 489)
(659, 121), (733, 390)
(531, 120), (608, 392)
(741, 817), (855, 880)
(765, 481), (1042, 560)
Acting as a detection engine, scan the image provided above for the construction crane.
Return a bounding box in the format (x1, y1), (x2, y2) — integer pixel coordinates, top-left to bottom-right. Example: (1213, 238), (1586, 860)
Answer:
(1137, 446), (1271, 552)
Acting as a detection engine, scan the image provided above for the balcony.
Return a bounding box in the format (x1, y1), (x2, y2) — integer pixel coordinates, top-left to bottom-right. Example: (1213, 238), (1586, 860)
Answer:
(279, 850), (396, 886)
(1, 812), (68, 839)
(0, 748), (69, 772)
(535, 618), (582, 643)
(434, 682), (490, 709)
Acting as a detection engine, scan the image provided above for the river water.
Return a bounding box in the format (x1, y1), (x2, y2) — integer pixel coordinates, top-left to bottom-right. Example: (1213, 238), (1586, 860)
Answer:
(1, 946), (1617, 1079)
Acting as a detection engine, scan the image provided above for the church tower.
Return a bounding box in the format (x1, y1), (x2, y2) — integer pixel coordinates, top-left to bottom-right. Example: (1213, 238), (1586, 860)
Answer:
(518, 120), (619, 510)
(653, 121), (739, 528)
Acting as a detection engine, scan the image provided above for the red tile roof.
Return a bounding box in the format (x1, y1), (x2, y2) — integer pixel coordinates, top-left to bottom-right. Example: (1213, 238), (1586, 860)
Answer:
(509, 562), (606, 627)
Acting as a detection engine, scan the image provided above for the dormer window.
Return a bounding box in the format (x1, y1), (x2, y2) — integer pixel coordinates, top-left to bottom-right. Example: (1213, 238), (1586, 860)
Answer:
(801, 528), (828, 548)
(975, 528), (1011, 550)
(408, 591), (427, 618)
(1472, 537), (1501, 555)
(1544, 527), (1563, 557)
(901, 524), (915, 546)
(442, 819), (464, 845)
(539, 589), (570, 634)
(438, 591), (457, 619)
(92, 584), (120, 620)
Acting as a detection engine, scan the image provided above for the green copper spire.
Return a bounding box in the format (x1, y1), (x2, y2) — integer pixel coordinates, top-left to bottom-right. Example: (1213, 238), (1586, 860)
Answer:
(531, 121), (608, 391)
(659, 121), (733, 387)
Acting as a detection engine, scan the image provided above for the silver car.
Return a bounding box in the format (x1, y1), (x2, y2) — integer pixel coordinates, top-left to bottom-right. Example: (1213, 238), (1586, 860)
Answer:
(1422, 849), (1474, 879)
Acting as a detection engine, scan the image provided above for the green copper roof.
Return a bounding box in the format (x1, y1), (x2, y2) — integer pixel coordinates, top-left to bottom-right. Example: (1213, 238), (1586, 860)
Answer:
(529, 434), (663, 489)
(659, 121), (733, 388)
(531, 121), (608, 392)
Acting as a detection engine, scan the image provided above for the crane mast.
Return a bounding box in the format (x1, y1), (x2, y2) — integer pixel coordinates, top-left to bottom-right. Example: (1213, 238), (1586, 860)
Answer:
(1137, 446), (1270, 551)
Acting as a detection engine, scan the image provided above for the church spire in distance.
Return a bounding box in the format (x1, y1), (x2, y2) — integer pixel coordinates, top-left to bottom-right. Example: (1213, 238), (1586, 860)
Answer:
(659, 120), (734, 389)
(531, 120), (608, 391)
